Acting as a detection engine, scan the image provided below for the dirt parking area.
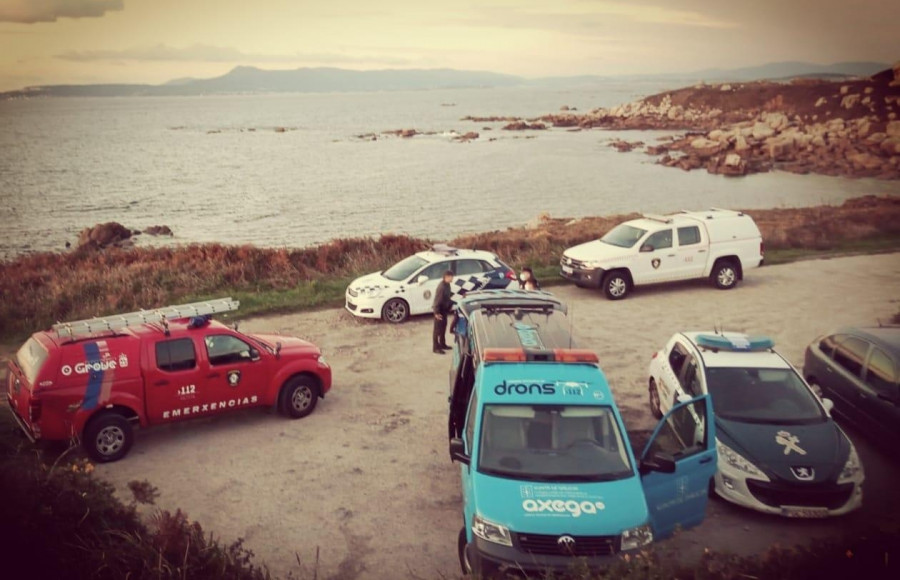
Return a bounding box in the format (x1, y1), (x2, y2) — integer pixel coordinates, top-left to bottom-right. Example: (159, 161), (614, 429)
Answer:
(78, 253), (900, 579)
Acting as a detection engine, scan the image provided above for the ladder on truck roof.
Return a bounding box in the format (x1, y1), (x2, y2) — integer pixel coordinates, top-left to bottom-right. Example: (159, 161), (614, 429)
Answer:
(53, 297), (240, 339)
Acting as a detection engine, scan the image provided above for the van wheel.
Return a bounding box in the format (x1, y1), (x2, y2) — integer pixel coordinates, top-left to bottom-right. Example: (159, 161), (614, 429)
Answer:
(712, 260), (738, 289)
(458, 528), (471, 575)
(382, 298), (410, 323)
(602, 271), (629, 300)
(649, 379), (663, 419)
(279, 376), (320, 419)
(83, 412), (133, 463)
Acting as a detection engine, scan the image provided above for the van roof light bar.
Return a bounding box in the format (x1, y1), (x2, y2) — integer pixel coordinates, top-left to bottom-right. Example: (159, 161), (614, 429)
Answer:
(53, 297), (240, 339)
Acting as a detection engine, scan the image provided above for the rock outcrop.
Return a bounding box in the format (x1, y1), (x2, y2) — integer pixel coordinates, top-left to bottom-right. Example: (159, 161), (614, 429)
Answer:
(78, 222), (132, 249)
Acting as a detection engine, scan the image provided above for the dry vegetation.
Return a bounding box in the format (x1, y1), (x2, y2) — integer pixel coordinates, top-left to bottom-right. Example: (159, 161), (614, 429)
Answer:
(1, 196), (898, 340)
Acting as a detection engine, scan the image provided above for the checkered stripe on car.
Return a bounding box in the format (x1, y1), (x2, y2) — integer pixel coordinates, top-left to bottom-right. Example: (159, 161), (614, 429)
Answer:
(450, 275), (490, 302)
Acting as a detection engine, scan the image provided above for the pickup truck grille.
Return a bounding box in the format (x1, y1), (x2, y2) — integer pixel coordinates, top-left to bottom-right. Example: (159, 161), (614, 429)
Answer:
(560, 255), (587, 269)
(515, 533), (618, 557)
(347, 288), (359, 298)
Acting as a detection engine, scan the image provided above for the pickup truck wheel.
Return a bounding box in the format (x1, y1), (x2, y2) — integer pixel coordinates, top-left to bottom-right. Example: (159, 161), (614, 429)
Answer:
(712, 260), (738, 290)
(83, 412), (133, 463)
(280, 376), (320, 419)
(649, 379), (663, 419)
(382, 298), (410, 323)
(602, 271), (629, 300)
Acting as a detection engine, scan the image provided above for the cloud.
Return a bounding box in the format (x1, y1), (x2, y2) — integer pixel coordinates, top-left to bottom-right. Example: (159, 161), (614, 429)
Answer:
(55, 43), (414, 66)
(0, 0), (123, 24)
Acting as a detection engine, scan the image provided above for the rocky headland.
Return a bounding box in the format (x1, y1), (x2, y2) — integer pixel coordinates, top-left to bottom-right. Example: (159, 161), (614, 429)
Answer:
(490, 63), (900, 179)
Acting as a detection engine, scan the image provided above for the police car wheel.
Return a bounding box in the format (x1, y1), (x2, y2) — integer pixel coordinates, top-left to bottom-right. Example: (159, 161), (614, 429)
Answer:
(649, 379), (663, 419)
(280, 376), (320, 419)
(83, 412), (133, 463)
(712, 260), (738, 289)
(381, 298), (409, 323)
(602, 271), (629, 300)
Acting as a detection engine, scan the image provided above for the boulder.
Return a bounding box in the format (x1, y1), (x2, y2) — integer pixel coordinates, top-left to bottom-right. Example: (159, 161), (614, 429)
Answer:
(765, 135), (796, 160)
(751, 122), (776, 140)
(78, 222), (132, 249)
(720, 84), (732, 91)
(144, 225), (174, 236)
(666, 105), (684, 120)
(815, 97), (827, 107)
(734, 134), (750, 152)
(887, 121), (900, 138)
(840, 85), (850, 95)
(848, 152), (883, 171)
(454, 132), (479, 142)
(841, 94), (861, 109)
(690, 137), (722, 157)
(881, 137), (900, 156)
(764, 112), (789, 131)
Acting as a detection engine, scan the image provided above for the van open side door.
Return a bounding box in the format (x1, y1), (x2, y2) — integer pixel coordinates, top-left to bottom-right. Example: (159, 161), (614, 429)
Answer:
(448, 353), (474, 441)
(639, 394), (717, 539)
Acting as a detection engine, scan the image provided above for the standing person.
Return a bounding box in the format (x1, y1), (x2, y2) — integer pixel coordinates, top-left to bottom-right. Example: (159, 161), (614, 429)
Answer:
(519, 267), (541, 291)
(432, 270), (454, 354)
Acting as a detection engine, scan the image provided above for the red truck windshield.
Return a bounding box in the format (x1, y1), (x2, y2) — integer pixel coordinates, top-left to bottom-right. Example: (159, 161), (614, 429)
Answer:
(16, 338), (49, 384)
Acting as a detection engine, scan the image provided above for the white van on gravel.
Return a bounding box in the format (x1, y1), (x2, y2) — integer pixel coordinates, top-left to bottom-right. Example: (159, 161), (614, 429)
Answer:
(560, 209), (764, 300)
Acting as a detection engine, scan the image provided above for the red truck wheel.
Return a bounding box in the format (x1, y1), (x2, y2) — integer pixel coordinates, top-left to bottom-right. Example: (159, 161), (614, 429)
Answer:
(83, 412), (134, 463)
(279, 376), (320, 419)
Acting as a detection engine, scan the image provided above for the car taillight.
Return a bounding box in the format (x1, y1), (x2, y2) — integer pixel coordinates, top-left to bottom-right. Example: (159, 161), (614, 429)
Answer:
(505, 269), (517, 280)
(29, 398), (42, 423)
(760, 241), (765, 256)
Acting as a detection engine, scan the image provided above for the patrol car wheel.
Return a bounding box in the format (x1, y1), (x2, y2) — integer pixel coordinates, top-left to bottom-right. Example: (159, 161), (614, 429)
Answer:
(83, 412), (133, 463)
(280, 376), (320, 419)
(712, 260), (738, 289)
(649, 379), (663, 419)
(381, 298), (410, 323)
(602, 271), (630, 300)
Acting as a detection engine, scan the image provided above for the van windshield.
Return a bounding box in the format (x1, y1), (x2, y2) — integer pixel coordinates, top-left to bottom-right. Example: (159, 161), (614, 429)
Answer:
(478, 405), (633, 482)
(600, 224), (647, 248)
(16, 338), (49, 384)
(382, 255), (428, 281)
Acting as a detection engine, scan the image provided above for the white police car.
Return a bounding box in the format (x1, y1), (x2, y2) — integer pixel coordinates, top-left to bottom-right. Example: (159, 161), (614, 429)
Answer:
(345, 245), (516, 323)
(647, 332), (864, 518)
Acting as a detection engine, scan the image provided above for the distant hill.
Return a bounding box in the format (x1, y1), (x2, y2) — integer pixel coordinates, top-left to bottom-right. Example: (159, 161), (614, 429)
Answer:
(2, 61), (892, 98)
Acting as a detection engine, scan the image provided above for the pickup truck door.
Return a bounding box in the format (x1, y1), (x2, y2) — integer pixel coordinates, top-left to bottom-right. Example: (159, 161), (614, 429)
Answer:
(197, 333), (271, 411)
(144, 336), (206, 423)
(632, 228), (679, 284)
(671, 225), (708, 279)
(640, 394), (717, 539)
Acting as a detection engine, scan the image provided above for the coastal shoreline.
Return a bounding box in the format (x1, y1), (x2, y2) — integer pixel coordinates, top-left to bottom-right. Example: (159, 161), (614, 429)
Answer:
(1, 196), (898, 342)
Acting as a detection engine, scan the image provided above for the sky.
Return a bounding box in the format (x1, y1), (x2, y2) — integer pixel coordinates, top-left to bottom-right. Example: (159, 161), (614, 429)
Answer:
(0, 0), (897, 91)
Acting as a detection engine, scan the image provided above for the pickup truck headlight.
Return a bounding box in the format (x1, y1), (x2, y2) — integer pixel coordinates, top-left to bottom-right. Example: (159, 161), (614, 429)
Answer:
(717, 439), (767, 479)
(620, 524), (653, 551)
(582, 260), (605, 269)
(838, 446), (862, 483)
(472, 514), (512, 547)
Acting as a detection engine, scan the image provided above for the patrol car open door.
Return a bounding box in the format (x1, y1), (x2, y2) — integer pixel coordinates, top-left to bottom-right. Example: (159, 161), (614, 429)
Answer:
(639, 394), (717, 539)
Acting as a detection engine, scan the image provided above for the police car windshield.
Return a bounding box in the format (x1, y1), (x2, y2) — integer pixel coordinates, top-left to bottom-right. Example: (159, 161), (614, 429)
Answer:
(16, 338), (49, 384)
(600, 224), (647, 248)
(478, 405), (633, 482)
(706, 367), (825, 424)
(383, 255), (429, 281)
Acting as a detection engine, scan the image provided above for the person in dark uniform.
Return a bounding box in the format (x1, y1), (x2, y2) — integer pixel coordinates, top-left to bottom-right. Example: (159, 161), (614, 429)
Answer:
(433, 270), (454, 354)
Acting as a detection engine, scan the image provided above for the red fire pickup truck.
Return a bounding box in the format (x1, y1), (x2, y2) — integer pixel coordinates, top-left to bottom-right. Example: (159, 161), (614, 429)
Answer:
(5, 299), (331, 462)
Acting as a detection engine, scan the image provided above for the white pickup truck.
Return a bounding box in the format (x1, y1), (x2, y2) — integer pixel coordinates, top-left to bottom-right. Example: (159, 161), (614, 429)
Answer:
(560, 209), (764, 300)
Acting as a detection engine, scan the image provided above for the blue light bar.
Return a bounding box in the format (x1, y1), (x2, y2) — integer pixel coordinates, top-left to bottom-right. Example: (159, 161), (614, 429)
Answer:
(696, 334), (775, 352)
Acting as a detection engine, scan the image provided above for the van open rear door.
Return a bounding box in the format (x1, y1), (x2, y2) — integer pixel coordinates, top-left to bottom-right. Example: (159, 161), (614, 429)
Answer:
(639, 395), (717, 538)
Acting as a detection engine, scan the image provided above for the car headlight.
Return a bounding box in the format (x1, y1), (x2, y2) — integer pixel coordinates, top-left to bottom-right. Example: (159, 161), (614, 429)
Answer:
(838, 446), (862, 483)
(360, 287), (383, 298)
(717, 439), (767, 479)
(583, 260), (605, 269)
(472, 514), (512, 547)
(620, 524), (653, 551)
(317, 354), (328, 366)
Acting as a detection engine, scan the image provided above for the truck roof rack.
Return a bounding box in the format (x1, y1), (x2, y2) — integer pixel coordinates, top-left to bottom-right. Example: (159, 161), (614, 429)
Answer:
(642, 213), (673, 224)
(53, 298), (240, 339)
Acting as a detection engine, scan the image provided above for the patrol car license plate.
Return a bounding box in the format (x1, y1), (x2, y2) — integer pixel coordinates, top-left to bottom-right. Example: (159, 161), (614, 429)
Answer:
(561, 266), (573, 274)
(781, 506), (828, 518)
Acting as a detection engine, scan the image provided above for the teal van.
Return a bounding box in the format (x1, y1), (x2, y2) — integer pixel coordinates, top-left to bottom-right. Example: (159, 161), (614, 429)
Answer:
(447, 290), (717, 577)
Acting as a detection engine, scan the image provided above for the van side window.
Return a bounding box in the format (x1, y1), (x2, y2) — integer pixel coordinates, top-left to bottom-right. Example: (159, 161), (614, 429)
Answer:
(205, 335), (253, 366)
(156, 339), (196, 372)
(677, 226), (701, 246)
(833, 335), (869, 377)
(465, 391), (478, 454)
(867, 348), (897, 398)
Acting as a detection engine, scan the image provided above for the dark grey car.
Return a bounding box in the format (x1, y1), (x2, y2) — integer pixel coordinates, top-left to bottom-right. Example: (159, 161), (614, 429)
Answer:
(803, 326), (900, 455)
